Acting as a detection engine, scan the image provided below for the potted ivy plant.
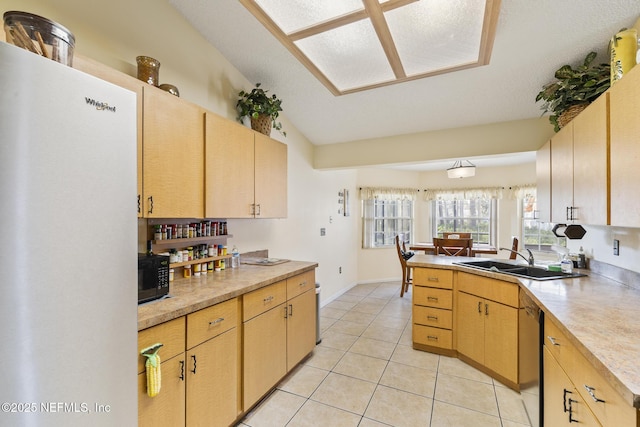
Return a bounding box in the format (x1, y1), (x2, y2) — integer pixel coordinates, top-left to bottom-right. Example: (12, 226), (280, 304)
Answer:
(236, 83), (286, 137)
(535, 51), (610, 132)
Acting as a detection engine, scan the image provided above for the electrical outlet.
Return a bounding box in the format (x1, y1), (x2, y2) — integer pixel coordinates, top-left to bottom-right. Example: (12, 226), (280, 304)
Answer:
(320, 228), (326, 236)
(613, 239), (619, 256)
(339, 266), (342, 274)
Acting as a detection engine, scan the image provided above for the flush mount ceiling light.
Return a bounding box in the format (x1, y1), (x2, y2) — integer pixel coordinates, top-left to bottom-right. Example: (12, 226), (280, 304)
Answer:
(240, 0), (501, 96)
(447, 160), (476, 178)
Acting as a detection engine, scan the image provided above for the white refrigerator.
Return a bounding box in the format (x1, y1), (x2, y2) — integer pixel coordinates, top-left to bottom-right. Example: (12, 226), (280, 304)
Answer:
(0, 42), (137, 426)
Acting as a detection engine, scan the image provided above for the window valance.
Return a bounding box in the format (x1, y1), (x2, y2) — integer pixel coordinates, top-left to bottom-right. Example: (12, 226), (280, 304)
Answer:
(359, 187), (419, 201)
(422, 186), (504, 201)
(507, 184), (536, 200)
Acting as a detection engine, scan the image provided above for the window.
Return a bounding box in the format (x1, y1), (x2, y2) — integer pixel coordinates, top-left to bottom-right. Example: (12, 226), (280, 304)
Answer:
(522, 193), (565, 251)
(432, 199), (496, 245)
(362, 191), (415, 249)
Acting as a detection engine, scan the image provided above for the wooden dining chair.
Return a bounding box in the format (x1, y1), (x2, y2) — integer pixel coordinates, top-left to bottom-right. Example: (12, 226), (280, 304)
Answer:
(509, 237), (519, 260)
(395, 235), (412, 297)
(433, 238), (473, 256)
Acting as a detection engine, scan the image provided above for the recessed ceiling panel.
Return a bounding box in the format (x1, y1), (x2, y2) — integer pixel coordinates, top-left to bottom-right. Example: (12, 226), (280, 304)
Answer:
(240, 0), (501, 95)
(255, 0), (363, 34)
(295, 20), (395, 91)
(386, 0), (486, 76)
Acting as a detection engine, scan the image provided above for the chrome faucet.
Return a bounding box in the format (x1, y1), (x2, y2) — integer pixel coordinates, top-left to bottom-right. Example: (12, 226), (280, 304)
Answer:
(499, 247), (535, 266)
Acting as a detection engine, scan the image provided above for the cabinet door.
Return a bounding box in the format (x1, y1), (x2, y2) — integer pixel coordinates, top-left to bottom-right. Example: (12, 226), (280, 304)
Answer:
(610, 66), (640, 227)
(138, 355), (186, 427)
(550, 123), (574, 223)
(543, 348), (600, 427)
(572, 94), (609, 225)
(186, 328), (238, 427)
(254, 132), (287, 218)
(536, 140), (551, 223)
(205, 113), (255, 218)
(483, 301), (518, 384)
(286, 288), (316, 371)
(456, 291), (484, 365)
(243, 303), (287, 409)
(143, 88), (204, 218)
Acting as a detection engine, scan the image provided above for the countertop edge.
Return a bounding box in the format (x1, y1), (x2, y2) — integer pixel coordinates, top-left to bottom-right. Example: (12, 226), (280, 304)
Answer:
(137, 261), (318, 331)
(408, 254), (640, 409)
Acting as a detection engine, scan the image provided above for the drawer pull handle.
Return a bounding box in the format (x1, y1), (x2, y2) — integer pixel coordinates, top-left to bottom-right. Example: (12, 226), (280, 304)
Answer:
(427, 335), (439, 341)
(263, 295), (274, 303)
(427, 277), (439, 282)
(547, 336), (560, 346)
(427, 315), (438, 321)
(478, 301), (482, 313)
(179, 360), (185, 381)
(191, 355), (197, 374)
(427, 296), (439, 302)
(209, 317), (224, 326)
(485, 303), (489, 316)
(584, 385), (605, 403)
(299, 281), (307, 287)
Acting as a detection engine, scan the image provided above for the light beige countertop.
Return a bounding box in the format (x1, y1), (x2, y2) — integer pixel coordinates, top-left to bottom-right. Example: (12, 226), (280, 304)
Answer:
(408, 254), (640, 409)
(138, 260), (318, 331)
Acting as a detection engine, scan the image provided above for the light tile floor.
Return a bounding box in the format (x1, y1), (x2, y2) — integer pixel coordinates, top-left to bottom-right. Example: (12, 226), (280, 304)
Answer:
(237, 281), (532, 427)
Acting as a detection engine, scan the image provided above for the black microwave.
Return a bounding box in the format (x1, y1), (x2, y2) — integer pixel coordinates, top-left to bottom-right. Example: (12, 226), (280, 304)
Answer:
(138, 253), (170, 304)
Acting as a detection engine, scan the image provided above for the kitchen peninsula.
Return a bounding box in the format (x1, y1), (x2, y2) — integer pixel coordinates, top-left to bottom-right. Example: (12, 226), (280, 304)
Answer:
(137, 259), (318, 427)
(408, 254), (640, 426)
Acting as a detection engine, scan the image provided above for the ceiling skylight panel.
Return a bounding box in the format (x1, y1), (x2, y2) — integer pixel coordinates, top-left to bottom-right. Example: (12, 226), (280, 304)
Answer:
(255, 0), (364, 33)
(294, 19), (395, 91)
(386, 0), (487, 76)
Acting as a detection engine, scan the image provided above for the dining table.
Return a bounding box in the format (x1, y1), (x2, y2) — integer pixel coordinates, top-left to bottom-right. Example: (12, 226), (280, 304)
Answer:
(409, 242), (498, 256)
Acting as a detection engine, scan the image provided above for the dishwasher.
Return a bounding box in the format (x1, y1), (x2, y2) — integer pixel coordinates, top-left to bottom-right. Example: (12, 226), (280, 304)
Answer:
(519, 290), (543, 427)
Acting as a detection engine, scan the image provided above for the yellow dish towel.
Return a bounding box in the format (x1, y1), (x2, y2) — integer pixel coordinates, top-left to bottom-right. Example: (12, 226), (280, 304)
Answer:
(141, 343), (162, 397)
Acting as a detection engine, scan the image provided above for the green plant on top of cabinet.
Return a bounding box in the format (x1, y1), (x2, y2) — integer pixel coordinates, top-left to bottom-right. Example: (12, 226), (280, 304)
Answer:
(205, 112), (287, 218)
(143, 87), (204, 218)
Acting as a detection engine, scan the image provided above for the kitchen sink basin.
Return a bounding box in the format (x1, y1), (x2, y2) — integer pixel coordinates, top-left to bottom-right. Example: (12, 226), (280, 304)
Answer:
(454, 260), (587, 281)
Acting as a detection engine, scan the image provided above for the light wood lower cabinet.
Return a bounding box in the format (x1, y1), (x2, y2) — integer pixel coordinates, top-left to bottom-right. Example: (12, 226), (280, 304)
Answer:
(545, 316), (639, 426)
(243, 271), (316, 410)
(242, 300), (287, 409)
(544, 347), (600, 426)
(138, 354), (186, 427)
(456, 273), (519, 386)
(137, 299), (240, 427)
(412, 268), (454, 353)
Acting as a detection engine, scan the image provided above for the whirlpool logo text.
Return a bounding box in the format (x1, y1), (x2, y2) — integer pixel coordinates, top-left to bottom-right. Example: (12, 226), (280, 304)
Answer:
(85, 97), (116, 112)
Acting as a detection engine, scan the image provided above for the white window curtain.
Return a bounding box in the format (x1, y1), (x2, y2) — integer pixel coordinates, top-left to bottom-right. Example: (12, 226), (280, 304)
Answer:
(423, 186), (504, 201)
(507, 184), (536, 201)
(360, 187), (418, 249)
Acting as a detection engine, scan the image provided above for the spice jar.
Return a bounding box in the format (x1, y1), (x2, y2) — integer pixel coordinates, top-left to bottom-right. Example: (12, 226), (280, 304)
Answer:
(183, 264), (192, 278)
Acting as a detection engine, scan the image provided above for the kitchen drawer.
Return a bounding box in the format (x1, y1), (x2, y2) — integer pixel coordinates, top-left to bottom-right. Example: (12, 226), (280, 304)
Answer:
(287, 270), (315, 300)
(457, 272), (518, 307)
(243, 280), (287, 321)
(545, 317), (637, 426)
(186, 297), (238, 349)
(413, 305), (452, 329)
(413, 324), (453, 350)
(414, 286), (453, 310)
(413, 268), (453, 289)
(138, 316), (185, 374)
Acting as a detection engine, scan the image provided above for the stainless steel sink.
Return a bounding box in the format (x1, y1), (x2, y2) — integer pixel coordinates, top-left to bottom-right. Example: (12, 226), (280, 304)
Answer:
(454, 260), (587, 281)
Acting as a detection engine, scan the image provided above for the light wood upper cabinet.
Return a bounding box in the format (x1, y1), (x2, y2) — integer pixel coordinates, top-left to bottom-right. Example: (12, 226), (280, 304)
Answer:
(536, 140), (551, 222)
(205, 112), (287, 218)
(610, 65), (640, 227)
(254, 132), (287, 218)
(548, 94), (609, 225)
(550, 122), (574, 223)
(205, 113), (255, 218)
(572, 93), (609, 225)
(143, 87), (204, 218)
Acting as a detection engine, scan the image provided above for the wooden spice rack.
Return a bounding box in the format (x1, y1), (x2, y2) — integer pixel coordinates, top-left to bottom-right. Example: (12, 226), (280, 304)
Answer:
(151, 235), (234, 269)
